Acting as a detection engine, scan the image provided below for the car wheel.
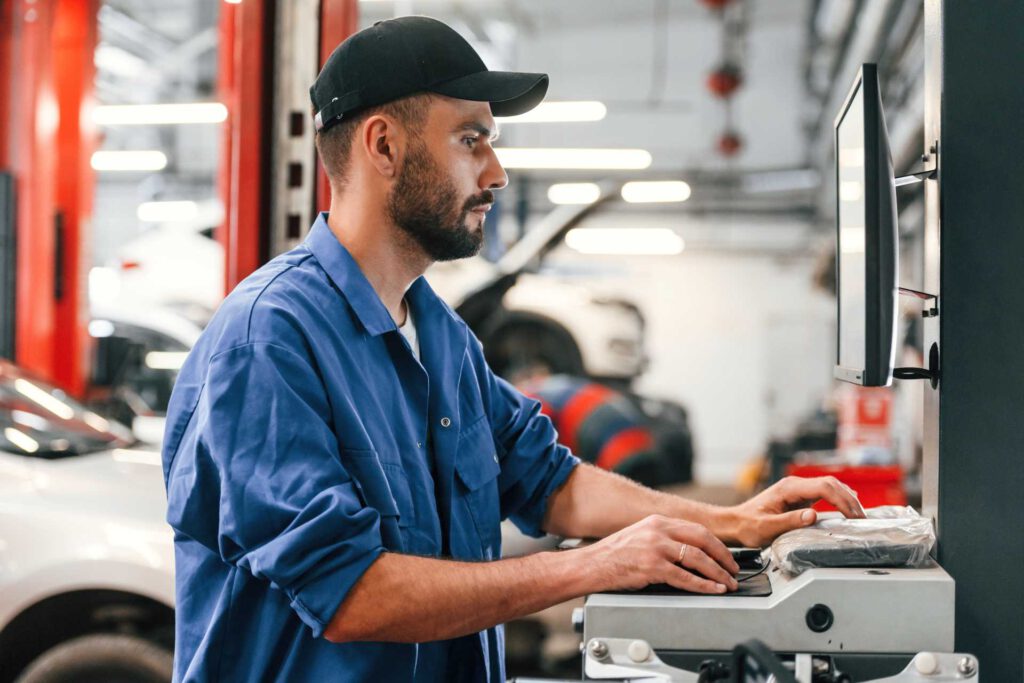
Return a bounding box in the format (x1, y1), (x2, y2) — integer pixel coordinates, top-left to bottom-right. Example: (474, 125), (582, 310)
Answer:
(485, 319), (585, 379)
(16, 634), (172, 683)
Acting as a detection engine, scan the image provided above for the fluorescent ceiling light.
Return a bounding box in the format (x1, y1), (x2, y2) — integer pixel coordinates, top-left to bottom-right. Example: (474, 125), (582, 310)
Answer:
(496, 148), (651, 170)
(137, 201), (199, 223)
(11, 410), (49, 431)
(83, 412), (112, 433)
(91, 151), (167, 172)
(621, 181), (691, 203)
(839, 181), (863, 202)
(93, 103), (228, 126)
(565, 228), (684, 256)
(88, 320), (116, 338)
(498, 101), (607, 123)
(14, 379), (75, 420)
(145, 351), (190, 371)
(840, 227), (866, 253)
(839, 150), (865, 167)
(548, 183), (601, 205)
(4, 428), (39, 454)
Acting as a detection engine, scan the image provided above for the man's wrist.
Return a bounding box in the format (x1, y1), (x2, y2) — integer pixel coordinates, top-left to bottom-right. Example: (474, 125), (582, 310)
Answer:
(567, 543), (611, 595)
(704, 504), (743, 546)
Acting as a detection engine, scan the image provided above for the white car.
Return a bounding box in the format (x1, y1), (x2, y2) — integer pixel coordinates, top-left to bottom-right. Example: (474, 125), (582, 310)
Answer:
(0, 360), (175, 683)
(427, 198), (648, 382)
(87, 305), (204, 446)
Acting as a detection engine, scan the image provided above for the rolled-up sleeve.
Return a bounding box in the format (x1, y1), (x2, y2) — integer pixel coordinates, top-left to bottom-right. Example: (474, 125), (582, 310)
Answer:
(478, 351), (580, 537)
(177, 342), (384, 637)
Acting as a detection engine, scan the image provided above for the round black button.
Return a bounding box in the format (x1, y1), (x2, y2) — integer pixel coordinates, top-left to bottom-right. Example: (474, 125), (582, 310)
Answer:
(806, 604), (834, 633)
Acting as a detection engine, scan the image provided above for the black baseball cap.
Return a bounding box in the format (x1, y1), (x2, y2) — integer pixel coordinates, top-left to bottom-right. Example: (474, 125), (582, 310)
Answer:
(311, 16), (549, 133)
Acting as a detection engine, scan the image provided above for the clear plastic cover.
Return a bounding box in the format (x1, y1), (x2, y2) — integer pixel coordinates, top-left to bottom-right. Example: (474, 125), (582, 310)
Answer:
(771, 505), (935, 575)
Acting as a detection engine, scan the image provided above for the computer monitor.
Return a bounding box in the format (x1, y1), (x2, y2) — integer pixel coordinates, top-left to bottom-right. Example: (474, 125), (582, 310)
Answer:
(833, 64), (899, 387)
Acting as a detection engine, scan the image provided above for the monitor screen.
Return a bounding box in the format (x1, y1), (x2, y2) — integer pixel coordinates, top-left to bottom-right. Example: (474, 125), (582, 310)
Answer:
(837, 84), (867, 372)
(833, 64), (898, 387)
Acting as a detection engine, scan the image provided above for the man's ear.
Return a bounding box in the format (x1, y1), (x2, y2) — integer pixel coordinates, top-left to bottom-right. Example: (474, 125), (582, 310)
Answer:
(361, 115), (401, 179)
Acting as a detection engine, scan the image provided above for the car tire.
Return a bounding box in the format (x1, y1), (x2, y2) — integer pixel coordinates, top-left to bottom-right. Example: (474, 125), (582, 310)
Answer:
(484, 318), (586, 379)
(16, 634), (172, 683)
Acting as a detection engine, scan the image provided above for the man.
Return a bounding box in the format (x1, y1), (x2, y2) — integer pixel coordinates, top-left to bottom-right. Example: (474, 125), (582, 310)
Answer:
(162, 16), (864, 682)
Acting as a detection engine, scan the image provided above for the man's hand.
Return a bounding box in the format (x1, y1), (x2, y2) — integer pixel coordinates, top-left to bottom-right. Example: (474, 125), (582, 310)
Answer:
(582, 514), (740, 594)
(719, 476), (866, 548)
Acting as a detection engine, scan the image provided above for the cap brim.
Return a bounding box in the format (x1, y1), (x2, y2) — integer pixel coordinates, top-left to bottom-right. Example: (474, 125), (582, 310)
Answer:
(429, 71), (549, 117)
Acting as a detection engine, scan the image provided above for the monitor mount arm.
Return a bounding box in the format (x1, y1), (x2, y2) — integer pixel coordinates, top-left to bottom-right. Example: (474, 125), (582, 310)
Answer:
(892, 141), (941, 388)
(894, 142), (939, 187)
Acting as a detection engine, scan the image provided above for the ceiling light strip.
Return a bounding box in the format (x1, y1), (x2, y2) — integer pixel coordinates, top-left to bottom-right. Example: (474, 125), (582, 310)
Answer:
(91, 151), (168, 172)
(93, 103), (228, 126)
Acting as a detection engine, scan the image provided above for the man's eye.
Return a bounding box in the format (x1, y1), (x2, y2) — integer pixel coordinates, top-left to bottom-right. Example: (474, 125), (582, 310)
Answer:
(463, 136), (479, 148)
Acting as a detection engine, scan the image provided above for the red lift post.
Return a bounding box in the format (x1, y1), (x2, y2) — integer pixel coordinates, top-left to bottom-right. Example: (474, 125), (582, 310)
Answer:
(218, 0), (358, 294)
(1, 0), (356, 388)
(0, 0), (99, 396)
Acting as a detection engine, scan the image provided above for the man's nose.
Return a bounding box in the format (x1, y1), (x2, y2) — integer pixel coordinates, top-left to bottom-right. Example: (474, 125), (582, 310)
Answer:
(481, 146), (509, 191)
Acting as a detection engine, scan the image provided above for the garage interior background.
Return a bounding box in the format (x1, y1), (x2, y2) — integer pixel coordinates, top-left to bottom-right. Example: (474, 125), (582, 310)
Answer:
(1, 0), (1023, 679)
(8, 0), (928, 483)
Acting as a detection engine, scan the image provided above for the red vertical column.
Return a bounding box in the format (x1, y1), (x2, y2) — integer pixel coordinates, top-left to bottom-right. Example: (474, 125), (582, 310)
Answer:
(218, 0), (271, 294)
(217, 0), (357, 292)
(216, 1), (237, 296)
(0, 1), (99, 393)
(2, 1), (59, 382)
(316, 0), (359, 212)
(52, 0), (100, 396)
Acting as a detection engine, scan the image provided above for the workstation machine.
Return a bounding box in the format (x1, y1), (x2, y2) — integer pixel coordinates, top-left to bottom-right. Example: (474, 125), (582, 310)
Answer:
(551, 63), (973, 683)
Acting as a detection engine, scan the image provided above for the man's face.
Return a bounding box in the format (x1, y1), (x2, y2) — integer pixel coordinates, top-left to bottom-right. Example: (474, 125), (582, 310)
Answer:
(386, 98), (507, 262)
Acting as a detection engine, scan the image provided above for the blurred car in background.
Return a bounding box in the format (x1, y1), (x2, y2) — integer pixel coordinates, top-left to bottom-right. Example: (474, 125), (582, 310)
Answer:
(428, 201), (648, 384)
(0, 360), (175, 683)
(92, 196), (648, 387)
(87, 305), (202, 446)
(90, 200), (225, 330)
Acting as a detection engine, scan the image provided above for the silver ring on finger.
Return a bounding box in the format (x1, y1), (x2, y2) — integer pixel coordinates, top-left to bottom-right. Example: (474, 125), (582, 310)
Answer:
(678, 543), (689, 565)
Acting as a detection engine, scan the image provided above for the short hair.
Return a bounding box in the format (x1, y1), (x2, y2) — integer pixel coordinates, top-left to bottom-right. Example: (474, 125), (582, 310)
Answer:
(314, 93), (434, 189)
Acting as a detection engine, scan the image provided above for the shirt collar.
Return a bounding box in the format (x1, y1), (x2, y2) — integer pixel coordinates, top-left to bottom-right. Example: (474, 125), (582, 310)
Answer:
(305, 213), (464, 338)
(305, 213), (397, 336)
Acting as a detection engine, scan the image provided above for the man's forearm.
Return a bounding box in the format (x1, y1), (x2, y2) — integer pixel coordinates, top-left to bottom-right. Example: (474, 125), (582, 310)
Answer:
(326, 548), (601, 644)
(542, 463), (739, 543)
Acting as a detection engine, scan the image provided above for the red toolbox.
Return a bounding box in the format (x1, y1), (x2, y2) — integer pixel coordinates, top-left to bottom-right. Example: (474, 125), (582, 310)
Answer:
(786, 463), (907, 511)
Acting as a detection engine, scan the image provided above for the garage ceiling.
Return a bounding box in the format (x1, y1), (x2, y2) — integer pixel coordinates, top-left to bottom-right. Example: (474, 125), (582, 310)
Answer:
(88, 0), (923, 256)
(359, 0), (814, 175)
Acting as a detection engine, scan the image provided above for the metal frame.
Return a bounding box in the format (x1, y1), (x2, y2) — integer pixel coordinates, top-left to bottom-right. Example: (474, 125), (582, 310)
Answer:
(268, 0), (321, 256)
(921, 1), (1024, 678)
(218, 0), (357, 291)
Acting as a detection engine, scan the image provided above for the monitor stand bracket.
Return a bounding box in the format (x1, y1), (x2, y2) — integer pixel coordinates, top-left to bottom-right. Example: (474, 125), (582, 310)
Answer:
(894, 288), (940, 387)
(895, 141), (939, 187)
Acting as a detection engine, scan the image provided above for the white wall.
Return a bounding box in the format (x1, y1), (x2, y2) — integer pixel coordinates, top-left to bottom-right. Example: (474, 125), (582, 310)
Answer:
(545, 214), (835, 485)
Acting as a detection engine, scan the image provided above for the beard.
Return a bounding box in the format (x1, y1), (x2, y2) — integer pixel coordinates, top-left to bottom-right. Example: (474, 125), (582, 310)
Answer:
(386, 141), (492, 262)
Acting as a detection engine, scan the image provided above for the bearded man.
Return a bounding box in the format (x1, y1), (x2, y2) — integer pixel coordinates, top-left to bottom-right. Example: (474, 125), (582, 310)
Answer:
(162, 16), (864, 682)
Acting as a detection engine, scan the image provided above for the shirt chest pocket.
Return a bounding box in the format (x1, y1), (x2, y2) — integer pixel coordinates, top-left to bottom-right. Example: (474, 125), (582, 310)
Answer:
(453, 416), (502, 557)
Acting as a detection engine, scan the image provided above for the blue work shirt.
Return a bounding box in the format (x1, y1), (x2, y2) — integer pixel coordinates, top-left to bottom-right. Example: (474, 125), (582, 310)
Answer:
(162, 213), (578, 682)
